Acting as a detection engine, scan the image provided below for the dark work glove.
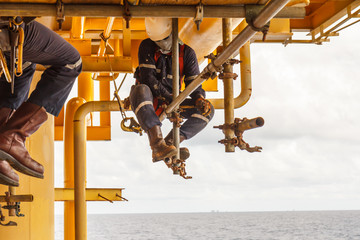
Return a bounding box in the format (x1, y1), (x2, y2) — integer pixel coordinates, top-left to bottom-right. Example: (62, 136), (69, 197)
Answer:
(195, 96), (212, 117)
(162, 91), (173, 104)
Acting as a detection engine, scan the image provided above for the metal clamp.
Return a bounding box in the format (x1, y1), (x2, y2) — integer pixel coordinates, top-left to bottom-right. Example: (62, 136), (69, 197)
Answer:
(245, 5), (270, 42)
(218, 72), (238, 80)
(164, 157), (192, 180)
(56, 0), (65, 30)
(168, 110), (183, 128)
(203, 54), (221, 79)
(214, 117), (264, 153)
(194, 3), (203, 31)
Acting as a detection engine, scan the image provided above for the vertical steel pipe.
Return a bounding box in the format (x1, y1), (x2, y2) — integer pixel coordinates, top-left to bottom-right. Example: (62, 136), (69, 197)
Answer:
(162, 0), (290, 119)
(64, 97), (86, 240)
(172, 18), (180, 159)
(74, 101), (120, 240)
(222, 18), (235, 152)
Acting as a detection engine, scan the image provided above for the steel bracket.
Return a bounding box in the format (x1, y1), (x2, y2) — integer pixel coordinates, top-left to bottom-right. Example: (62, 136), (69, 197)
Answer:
(123, 0), (132, 29)
(56, 0), (65, 30)
(194, 3), (203, 31)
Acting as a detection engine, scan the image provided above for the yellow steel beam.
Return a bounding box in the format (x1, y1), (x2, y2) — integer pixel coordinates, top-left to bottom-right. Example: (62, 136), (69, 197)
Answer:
(71, 17), (86, 39)
(57, 30), (155, 40)
(85, 18), (145, 31)
(0, 194), (33, 202)
(78, 73), (94, 102)
(98, 17), (115, 57)
(122, 19), (132, 56)
(36, 56), (133, 73)
(55, 188), (125, 202)
(82, 56), (133, 73)
(291, 0), (360, 34)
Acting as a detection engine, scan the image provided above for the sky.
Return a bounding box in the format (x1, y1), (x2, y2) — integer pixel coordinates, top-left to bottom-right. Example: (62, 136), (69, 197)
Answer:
(55, 22), (360, 214)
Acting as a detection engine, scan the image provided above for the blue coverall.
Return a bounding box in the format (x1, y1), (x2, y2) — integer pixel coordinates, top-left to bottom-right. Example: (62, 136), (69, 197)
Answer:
(0, 20), (81, 116)
(130, 38), (214, 140)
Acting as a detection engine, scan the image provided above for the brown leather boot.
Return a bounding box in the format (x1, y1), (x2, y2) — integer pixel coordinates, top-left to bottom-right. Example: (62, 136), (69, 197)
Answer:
(0, 102), (47, 179)
(0, 107), (15, 126)
(148, 125), (177, 162)
(164, 131), (190, 161)
(0, 160), (19, 186)
(0, 107), (19, 186)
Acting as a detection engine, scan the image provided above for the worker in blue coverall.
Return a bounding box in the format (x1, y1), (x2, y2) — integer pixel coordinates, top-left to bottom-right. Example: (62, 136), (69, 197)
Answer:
(0, 18), (81, 186)
(129, 18), (214, 163)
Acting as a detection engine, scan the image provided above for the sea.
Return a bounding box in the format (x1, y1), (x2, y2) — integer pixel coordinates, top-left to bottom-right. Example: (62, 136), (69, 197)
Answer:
(55, 210), (360, 240)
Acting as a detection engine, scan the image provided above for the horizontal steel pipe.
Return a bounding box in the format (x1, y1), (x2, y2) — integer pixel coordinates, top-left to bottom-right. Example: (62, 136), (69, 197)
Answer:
(236, 117), (264, 132)
(0, 4), (305, 18)
(0, 194), (34, 202)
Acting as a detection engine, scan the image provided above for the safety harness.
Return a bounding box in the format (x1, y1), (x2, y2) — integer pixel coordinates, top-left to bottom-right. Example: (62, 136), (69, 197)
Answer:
(136, 44), (185, 116)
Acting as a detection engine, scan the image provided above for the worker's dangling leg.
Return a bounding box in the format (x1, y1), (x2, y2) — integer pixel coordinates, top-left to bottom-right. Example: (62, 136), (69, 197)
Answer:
(129, 84), (177, 162)
(0, 21), (81, 180)
(0, 62), (46, 179)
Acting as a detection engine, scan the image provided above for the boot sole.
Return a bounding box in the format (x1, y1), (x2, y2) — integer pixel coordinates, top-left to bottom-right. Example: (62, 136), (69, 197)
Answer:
(0, 173), (19, 187)
(0, 150), (44, 179)
(152, 148), (178, 163)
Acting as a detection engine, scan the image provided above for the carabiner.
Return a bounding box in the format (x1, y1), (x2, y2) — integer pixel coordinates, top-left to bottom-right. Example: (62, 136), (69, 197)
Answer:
(120, 117), (143, 136)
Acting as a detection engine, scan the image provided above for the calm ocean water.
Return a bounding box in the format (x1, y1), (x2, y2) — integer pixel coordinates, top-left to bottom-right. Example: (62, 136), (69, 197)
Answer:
(55, 211), (360, 240)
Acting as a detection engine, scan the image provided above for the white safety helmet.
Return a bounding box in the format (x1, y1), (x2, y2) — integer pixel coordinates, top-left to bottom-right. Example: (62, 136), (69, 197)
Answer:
(145, 17), (172, 41)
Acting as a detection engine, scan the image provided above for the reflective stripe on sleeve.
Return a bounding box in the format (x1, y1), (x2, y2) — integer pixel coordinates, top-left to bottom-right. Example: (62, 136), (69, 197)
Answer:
(139, 63), (156, 69)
